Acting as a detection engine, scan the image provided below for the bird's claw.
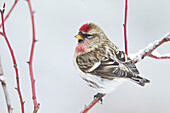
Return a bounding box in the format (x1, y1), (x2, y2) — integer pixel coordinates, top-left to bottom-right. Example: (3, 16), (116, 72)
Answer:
(94, 93), (103, 104)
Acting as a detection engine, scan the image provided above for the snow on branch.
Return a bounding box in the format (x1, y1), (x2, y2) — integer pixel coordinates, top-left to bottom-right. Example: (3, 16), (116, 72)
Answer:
(130, 33), (170, 63)
(149, 50), (170, 59)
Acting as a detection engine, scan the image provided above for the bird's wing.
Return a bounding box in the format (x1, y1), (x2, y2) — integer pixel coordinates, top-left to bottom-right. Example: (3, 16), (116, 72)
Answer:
(76, 45), (150, 85)
(76, 46), (138, 79)
(89, 58), (138, 80)
(113, 47), (139, 74)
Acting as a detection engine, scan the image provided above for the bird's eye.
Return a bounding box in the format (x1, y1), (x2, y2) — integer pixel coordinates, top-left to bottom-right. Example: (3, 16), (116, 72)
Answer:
(82, 34), (92, 38)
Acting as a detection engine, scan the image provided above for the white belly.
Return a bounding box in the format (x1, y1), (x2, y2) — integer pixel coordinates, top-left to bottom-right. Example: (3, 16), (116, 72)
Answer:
(73, 57), (126, 94)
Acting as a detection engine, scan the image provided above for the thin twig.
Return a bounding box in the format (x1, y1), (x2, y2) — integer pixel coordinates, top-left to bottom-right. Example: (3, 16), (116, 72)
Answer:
(27, 0), (40, 112)
(0, 0), (19, 28)
(81, 94), (106, 113)
(0, 31), (3, 35)
(123, 0), (128, 55)
(0, 5), (25, 113)
(149, 54), (170, 59)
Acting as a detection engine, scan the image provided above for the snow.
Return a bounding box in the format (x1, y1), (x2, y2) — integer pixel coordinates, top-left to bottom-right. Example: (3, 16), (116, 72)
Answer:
(129, 33), (170, 62)
(130, 39), (161, 62)
(164, 32), (170, 39)
(151, 50), (161, 57)
(152, 50), (170, 57)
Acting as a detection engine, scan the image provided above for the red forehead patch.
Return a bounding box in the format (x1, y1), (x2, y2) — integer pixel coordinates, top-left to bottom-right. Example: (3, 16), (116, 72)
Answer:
(79, 24), (91, 32)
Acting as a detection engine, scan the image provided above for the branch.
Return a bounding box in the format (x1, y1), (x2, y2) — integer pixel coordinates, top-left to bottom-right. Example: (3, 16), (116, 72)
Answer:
(0, 5), (25, 113)
(0, 59), (13, 113)
(27, 0), (40, 112)
(81, 94), (106, 113)
(0, 0), (19, 28)
(0, 31), (3, 35)
(149, 54), (170, 59)
(130, 33), (170, 63)
(123, 0), (128, 55)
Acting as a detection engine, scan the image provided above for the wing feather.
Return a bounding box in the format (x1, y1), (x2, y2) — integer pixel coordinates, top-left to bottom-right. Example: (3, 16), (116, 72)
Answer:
(114, 49), (139, 74)
(76, 45), (138, 79)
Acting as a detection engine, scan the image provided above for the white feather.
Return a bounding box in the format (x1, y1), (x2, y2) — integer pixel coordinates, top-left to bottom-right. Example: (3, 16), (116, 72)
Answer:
(87, 62), (101, 72)
(73, 56), (126, 94)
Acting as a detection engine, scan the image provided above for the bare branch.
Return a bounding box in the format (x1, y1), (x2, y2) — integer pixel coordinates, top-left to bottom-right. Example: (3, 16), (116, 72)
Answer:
(149, 54), (170, 59)
(123, 0), (128, 55)
(0, 4), (25, 113)
(0, 31), (3, 35)
(27, 0), (40, 112)
(0, 0), (19, 28)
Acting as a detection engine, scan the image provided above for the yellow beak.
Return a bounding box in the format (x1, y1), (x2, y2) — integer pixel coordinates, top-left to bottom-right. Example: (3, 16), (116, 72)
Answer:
(75, 35), (83, 40)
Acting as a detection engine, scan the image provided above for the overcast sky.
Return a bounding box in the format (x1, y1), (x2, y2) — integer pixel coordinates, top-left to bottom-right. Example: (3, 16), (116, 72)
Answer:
(0, 0), (170, 113)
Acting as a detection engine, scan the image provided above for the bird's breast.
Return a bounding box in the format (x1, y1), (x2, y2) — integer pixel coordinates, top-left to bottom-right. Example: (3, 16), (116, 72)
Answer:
(75, 40), (92, 53)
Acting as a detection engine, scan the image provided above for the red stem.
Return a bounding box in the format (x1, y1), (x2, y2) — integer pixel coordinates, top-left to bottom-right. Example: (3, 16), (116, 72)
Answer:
(124, 0), (128, 55)
(149, 54), (170, 59)
(0, 8), (24, 113)
(0, 0), (19, 28)
(81, 94), (106, 113)
(0, 31), (3, 35)
(27, 0), (39, 112)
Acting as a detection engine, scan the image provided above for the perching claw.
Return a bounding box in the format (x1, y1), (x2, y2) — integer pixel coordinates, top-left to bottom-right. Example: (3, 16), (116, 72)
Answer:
(94, 93), (103, 104)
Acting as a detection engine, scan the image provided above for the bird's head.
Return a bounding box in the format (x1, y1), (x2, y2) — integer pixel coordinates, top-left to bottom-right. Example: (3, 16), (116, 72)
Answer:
(75, 23), (109, 53)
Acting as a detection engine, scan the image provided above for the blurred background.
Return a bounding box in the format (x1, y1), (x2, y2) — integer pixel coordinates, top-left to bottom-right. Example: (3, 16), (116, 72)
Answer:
(0, 0), (170, 113)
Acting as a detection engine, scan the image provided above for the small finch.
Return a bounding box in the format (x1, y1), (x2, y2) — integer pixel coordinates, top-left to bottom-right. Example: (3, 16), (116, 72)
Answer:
(73, 23), (150, 96)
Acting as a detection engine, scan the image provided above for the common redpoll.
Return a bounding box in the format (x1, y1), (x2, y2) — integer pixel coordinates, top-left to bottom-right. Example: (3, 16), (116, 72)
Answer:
(73, 23), (150, 95)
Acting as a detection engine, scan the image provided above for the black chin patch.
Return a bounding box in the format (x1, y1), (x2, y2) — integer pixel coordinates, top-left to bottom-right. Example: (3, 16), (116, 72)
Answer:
(78, 39), (84, 43)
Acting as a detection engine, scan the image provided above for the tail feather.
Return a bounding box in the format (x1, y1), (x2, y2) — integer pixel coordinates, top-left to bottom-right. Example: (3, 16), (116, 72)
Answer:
(130, 75), (150, 86)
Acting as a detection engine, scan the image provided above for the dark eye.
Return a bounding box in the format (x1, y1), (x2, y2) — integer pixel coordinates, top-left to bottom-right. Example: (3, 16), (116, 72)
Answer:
(82, 34), (92, 38)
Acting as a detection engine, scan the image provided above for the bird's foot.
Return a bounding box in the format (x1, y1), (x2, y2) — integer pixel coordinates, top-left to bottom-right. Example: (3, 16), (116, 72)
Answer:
(94, 93), (103, 104)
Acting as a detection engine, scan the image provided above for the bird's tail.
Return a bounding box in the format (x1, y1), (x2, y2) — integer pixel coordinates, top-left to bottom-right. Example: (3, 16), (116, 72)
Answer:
(130, 75), (150, 86)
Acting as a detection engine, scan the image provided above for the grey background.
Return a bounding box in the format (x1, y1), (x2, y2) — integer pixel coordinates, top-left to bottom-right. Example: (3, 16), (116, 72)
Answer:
(0, 0), (170, 113)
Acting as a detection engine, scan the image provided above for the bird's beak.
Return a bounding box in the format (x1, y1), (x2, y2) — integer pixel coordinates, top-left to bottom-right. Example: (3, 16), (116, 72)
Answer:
(75, 35), (83, 40)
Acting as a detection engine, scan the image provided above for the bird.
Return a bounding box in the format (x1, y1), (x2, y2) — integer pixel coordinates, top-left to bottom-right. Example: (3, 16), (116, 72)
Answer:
(73, 23), (150, 98)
